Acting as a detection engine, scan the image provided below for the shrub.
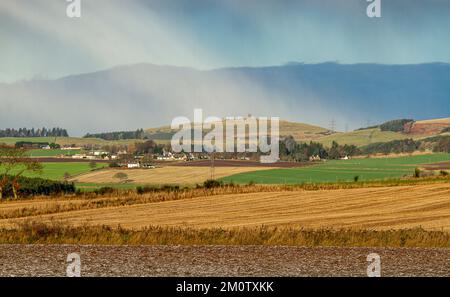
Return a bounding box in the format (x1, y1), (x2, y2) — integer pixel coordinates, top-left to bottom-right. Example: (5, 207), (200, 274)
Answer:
(136, 186), (145, 195)
(203, 179), (223, 189)
(161, 185), (180, 192)
(440, 170), (449, 177)
(136, 185), (181, 195)
(113, 172), (128, 182)
(94, 187), (116, 195)
(432, 136), (450, 153)
(0, 175), (75, 199)
(49, 143), (61, 149)
(414, 167), (421, 178)
(354, 175), (360, 182)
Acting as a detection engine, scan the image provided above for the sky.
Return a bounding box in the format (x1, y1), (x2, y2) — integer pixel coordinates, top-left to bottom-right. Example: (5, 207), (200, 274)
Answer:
(0, 0), (450, 135)
(1, 0), (450, 83)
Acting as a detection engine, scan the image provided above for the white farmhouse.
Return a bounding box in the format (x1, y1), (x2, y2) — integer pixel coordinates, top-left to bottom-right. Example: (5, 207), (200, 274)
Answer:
(127, 163), (140, 169)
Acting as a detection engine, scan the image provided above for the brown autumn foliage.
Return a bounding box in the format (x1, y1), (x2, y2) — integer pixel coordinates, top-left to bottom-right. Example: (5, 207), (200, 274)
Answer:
(1, 220), (450, 248)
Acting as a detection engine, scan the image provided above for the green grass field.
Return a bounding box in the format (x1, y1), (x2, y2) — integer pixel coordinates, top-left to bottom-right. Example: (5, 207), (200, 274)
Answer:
(28, 149), (81, 157)
(1, 162), (109, 181)
(316, 128), (411, 147)
(221, 153), (450, 184)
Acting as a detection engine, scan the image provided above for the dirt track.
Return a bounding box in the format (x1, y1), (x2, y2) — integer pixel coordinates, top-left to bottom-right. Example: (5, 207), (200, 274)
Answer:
(0, 245), (449, 277)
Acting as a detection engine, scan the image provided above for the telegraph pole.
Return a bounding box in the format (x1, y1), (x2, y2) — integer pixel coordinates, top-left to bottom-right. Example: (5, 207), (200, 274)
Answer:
(330, 118), (336, 133)
(210, 151), (215, 180)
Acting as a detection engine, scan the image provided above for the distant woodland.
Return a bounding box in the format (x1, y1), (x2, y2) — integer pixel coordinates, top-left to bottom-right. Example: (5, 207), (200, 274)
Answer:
(0, 127), (69, 137)
(84, 129), (145, 140)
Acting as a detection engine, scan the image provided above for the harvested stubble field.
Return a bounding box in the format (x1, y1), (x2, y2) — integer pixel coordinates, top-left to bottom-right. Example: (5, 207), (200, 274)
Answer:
(71, 166), (272, 184)
(0, 179), (445, 221)
(1, 181), (450, 231)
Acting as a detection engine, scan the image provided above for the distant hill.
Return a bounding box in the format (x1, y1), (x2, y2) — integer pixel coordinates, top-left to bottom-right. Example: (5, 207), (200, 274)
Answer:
(1, 117), (447, 148)
(145, 120), (332, 142)
(316, 128), (409, 147)
(317, 117), (450, 147)
(405, 117), (450, 136)
(144, 116), (449, 148)
(1, 63), (449, 136)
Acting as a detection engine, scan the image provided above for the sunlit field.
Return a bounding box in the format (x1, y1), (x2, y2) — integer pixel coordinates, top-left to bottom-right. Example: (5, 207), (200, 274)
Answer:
(1, 162), (109, 181)
(222, 154), (450, 184)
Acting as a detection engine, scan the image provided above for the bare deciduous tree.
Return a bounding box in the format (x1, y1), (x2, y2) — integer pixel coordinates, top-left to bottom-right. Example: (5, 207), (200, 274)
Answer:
(0, 145), (43, 199)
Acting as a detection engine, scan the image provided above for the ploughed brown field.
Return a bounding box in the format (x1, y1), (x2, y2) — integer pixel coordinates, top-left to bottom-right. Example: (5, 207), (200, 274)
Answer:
(423, 162), (450, 170)
(405, 117), (450, 135)
(1, 245), (449, 277)
(2, 183), (450, 231)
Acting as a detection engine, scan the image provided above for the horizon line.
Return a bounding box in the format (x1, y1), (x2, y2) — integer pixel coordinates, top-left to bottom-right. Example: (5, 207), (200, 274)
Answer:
(2, 61), (450, 85)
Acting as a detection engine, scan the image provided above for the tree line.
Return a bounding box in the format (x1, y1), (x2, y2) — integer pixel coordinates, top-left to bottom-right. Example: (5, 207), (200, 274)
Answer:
(280, 136), (359, 161)
(355, 119), (415, 132)
(84, 129), (145, 140)
(0, 127), (69, 137)
(279, 135), (450, 162)
(379, 119), (414, 132)
(361, 136), (450, 155)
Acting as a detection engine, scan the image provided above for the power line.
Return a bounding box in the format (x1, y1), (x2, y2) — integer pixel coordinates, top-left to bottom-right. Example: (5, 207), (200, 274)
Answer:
(330, 118), (336, 133)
